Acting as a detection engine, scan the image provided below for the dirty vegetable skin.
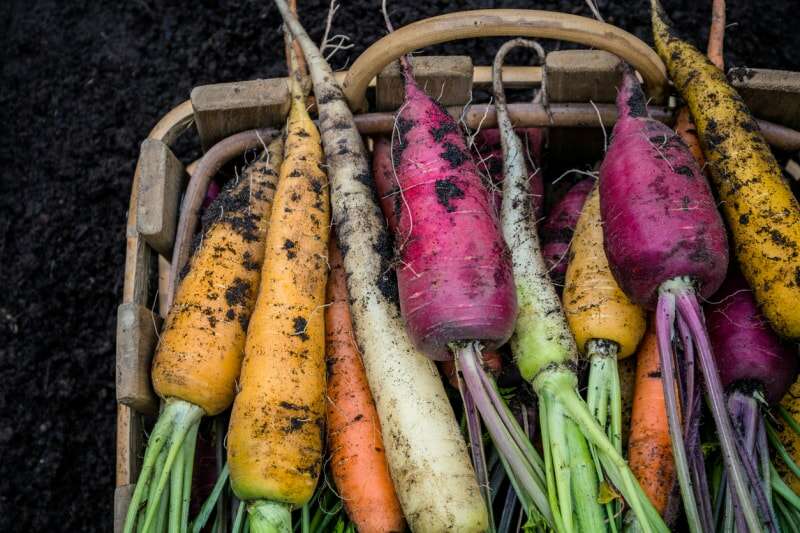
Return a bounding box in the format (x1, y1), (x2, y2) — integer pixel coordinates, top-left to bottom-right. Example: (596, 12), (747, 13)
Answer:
(564, 186), (646, 358)
(652, 0), (800, 339)
(627, 320), (675, 518)
(227, 77), (330, 505)
(274, 2), (489, 531)
(473, 127), (544, 218)
(778, 376), (800, 494)
(544, 179), (596, 287)
(325, 239), (405, 533)
(388, 74), (517, 360)
(707, 273), (798, 405)
(125, 140), (283, 533)
(600, 71), (728, 309)
(152, 138), (284, 416)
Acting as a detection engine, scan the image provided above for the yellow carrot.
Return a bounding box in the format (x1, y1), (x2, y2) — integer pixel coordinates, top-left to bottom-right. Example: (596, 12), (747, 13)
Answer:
(563, 184), (647, 528)
(226, 47), (330, 530)
(125, 138), (284, 533)
(652, 0), (800, 339)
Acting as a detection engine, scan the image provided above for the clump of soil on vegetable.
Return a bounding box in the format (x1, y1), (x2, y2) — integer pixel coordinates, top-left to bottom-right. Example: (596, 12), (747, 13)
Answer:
(1, 0), (797, 530)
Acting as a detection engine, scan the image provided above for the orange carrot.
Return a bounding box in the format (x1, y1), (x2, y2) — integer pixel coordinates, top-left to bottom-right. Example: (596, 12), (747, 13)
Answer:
(325, 238), (405, 533)
(627, 318), (676, 518)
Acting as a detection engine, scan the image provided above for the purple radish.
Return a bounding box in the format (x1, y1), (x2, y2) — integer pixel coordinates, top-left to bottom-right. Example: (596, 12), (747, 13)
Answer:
(600, 66), (776, 532)
(708, 272), (798, 405)
(706, 271), (798, 529)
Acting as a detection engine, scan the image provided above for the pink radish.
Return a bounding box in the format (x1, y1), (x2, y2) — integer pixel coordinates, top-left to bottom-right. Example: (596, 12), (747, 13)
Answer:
(382, 61), (517, 362)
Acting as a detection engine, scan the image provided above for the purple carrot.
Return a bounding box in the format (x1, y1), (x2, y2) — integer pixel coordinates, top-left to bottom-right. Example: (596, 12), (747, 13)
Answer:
(600, 64), (777, 532)
(540, 178), (593, 285)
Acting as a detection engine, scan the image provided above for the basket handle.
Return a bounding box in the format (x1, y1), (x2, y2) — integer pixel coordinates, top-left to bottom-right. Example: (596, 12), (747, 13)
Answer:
(342, 9), (668, 111)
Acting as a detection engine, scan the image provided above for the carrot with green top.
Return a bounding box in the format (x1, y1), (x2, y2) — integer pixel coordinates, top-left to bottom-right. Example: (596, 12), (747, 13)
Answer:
(123, 137), (284, 533)
(226, 43), (330, 532)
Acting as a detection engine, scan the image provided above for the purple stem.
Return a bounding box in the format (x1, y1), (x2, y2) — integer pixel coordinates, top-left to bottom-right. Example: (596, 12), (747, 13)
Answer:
(457, 345), (551, 522)
(726, 394), (749, 533)
(498, 482), (519, 533)
(476, 359), (546, 483)
(456, 359), (494, 528)
(656, 292), (707, 532)
(676, 315), (696, 434)
(676, 291), (778, 533)
(678, 314), (714, 528)
(731, 396), (778, 530)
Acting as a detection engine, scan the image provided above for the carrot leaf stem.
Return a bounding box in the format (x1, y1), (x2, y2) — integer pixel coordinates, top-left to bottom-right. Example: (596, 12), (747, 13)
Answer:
(674, 285), (777, 532)
(154, 470), (170, 533)
(247, 500), (292, 533)
(454, 344), (496, 532)
(300, 503), (310, 533)
(232, 500), (246, 533)
(550, 374), (668, 533)
(778, 405), (800, 435)
(124, 399), (198, 533)
(771, 464), (800, 511)
(141, 400), (204, 532)
(586, 340), (622, 532)
(458, 343), (553, 526)
(181, 422), (200, 531)
(169, 438), (186, 532)
(767, 421), (800, 479)
(191, 463), (230, 533)
(565, 414), (606, 533)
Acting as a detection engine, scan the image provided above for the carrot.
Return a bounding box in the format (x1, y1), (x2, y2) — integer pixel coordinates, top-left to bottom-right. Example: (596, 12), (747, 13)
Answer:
(226, 45), (330, 529)
(673, 0), (725, 175)
(275, 3), (488, 531)
(562, 184), (646, 529)
(652, 0), (800, 340)
(627, 319), (676, 520)
(492, 38), (666, 533)
(325, 238), (405, 533)
(123, 138), (284, 533)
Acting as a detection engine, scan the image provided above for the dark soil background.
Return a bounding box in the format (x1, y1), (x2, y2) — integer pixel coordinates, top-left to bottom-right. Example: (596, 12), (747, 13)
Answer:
(0, 0), (797, 530)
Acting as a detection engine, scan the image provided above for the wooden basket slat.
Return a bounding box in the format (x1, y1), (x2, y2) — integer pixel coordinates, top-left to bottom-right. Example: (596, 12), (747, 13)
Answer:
(136, 140), (186, 258)
(375, 55), (473, 111)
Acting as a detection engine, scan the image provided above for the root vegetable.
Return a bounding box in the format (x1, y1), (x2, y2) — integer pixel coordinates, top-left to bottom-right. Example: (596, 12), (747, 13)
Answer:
(275, 2), (489, 530)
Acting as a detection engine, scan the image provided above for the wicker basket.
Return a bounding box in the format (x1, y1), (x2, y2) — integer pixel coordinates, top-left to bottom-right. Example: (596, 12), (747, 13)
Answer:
(114, 9), (800, 532)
